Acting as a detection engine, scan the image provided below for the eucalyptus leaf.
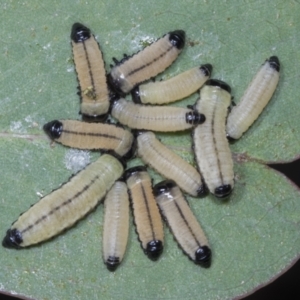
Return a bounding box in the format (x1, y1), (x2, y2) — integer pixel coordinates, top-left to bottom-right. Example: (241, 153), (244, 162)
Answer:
(0, 1), (300, 299)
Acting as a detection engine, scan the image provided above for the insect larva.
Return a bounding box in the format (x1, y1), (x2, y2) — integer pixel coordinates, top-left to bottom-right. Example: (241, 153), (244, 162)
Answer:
(71, 23), (111, 122)
(103, 180), (129, 271)
(153, 180), (211, 267)
(43, 119), (134, 157)
(226, 56), (280, 139)
(111, 98), (205, 132)
(136, 131), (205, 197)
(132, 64), (212, 105)
(124, 166), (164, 260)
(193, 79), (234, 198)
(108, 30), (185, 95)
(2, 154), (124, 248)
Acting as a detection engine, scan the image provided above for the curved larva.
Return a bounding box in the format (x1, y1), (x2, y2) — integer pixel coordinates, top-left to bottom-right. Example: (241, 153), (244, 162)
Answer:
(108, 30), (185, 95)
(132, 64), (212, 105)
(71, 23), (111, 121)
(111, 98), (205, 132)
(193, 79), (234, 198)
(153, 180), (211, 268)
(124, 166), (164, 260)
(2, 154), (124, 248)
(136, 131), (205, 197)
(103, 180), (129, 271)
(226, 56), (280, 139)
(43, 119), (134, 157)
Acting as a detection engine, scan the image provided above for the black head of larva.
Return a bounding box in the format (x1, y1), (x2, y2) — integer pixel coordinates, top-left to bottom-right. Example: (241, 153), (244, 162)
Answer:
(214, 184), (232, 198)
(206, 79), (231, 94)
(2, 229), (23, 249)
(43, 120), (63, 139)
(146, 240), (163, 260)
(168, 30), (185, 49)
(268, 56), (280, 72)
(131, 86), (142, 104)
(107, 73), (126, 98)
(195, 246), (212, 268)
(106, 256), (120, 271)
(153, 180), (176, 196)
(200, 64), (213, 77)
(186, 111), (206, 125)
(124, 165), (147, 181)
(71, 23), (91, 43)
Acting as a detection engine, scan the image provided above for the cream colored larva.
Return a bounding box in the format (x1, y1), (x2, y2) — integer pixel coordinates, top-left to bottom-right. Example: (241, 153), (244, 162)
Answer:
(2, 154), (124, 248)
(125, 166), (164, 260)
(111, 98), (205, 132)
(43, 119), (134, 157)
(136, 131), (205, 197)
(71, 23), (111, 121)
(132, 64), (212, 105)
(193, 79), (234, 198)
(103, 180), (129, 271)
(108, 30), (185, 95)
(154, 180), (211, 267)
(226, 56), (280, 139)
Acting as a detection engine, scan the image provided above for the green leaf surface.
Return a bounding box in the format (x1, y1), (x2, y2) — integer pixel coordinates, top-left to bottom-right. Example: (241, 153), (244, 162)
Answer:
(1, 1), (300, 299)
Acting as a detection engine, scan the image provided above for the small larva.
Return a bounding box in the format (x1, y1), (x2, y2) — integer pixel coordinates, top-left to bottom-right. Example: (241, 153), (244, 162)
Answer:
(43, 119), (134, 157)
(103, 180), (129, 271)
(136, 131), (205, 197)
(2, 154), (124, 248)
(193, 79), (234, 198)
(132, 64), (212, 105)
(226, 56), (280, 139)
(71, 23), (111, 122)
(111, 98), (205, 132)
(153, 180), (211, 268)
(107, 30), (185, 95)
(124, 166), (164, 260)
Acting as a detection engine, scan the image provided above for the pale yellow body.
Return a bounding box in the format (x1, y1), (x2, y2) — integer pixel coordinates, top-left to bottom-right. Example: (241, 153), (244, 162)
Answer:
(193, 85), (234, 195)
(126, 171), (164, 250)
(11, 154), (123, 247)
(55, 120), (133, 156)
(138, 66), (209, 104)
(226, 59), (280, 139)
(155, 184), (209, 261)
(103, 181), (129, 267)
(137, 132), (204, 196)
(72, 36), (110, 117)
(110, 33), (182, 94)
(111, 98), (195, 132)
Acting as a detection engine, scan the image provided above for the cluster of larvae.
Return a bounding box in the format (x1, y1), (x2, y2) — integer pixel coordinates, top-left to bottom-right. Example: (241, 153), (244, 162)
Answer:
(2, 23), (280, 271)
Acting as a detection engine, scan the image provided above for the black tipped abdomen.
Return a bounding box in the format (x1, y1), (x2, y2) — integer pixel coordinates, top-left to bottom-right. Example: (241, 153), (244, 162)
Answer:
(43, 120), (63, 139)
(214, 184), (232, 198)
(2, 229), (23, 249)
(186, 111), (206, 125)
(169, 30), (185, 49)
(201, 64), (213, 77)
(146, 240), (163, 260)
(106, 256), (120, 271)
(195, 246), (212, 268)
(268, 56), (280, 72)
(71, 23), (91, 43)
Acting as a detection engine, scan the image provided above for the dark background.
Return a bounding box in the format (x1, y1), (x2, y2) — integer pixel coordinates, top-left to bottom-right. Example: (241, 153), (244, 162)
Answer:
(1, 159), (300, 300)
